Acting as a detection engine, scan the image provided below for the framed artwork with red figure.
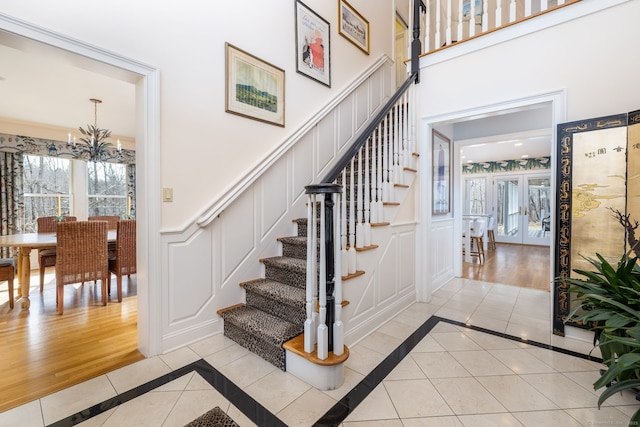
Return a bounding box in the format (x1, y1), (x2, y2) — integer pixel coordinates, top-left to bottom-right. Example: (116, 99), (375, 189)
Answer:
(295, 0), (331, 87)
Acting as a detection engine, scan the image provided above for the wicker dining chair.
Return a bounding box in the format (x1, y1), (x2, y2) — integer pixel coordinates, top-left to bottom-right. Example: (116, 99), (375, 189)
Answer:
(108, 219), (136, 303)
(55, 221), (108, 315)
(0, 258), (15, 309)
(37, 216), (77, 292)
(88, 216), (120, 230)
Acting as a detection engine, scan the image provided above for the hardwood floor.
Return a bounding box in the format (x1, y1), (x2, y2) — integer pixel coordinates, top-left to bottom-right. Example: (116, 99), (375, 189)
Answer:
(0, 268), (143, 413)
(462, 242), (552, 291)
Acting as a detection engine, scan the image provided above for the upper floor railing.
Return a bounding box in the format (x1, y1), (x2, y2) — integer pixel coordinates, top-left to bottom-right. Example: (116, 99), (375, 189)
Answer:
(419, 0), (581, 54)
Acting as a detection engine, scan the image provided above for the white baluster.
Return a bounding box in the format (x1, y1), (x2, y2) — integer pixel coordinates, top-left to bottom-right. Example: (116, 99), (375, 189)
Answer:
(403, 93), (410, 168)
(445, 0), (453, 46)
(333, 192), (344, 356)
(424, 0), (431, 52)
(541, 0), (549, 12)
(376, 121), (384, 222)
(304, 194), (318, 353)
(482, 0), (489, 32)
(509, 0), (517, 22)
(382, 115), (390, 203)
(363, 138), (371, 247)
(524, 0), (532, 18)
(457, 0), (463, 43)
(469, 0), (477, 37)
(348, 158), (357, 274)
(385, 114), (395, 203)
(340, 172), (348, 278)
(317, 194), (328, 360)
(394, 102), (402, 186)
(495, 0), (503, 27)
(435, 0), (442, 48)
(356, 150), (364, 249)
(370, 127), (378, 224)
(557, 0), (565, 5)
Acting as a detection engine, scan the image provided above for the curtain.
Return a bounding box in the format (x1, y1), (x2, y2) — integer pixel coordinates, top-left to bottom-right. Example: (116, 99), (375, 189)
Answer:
(0, 152), (24, 257)
(127, 164), (136, 217)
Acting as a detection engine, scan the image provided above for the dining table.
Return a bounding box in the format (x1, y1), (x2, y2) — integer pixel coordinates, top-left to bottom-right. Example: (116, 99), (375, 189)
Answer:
(0, 230), (117, 310)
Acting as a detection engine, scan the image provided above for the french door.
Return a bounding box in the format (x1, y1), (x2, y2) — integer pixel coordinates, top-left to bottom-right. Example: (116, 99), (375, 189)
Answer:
(494, 173), (551, 246)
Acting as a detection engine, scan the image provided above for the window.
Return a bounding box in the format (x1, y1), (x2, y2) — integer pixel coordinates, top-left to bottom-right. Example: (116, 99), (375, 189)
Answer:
(87, 161), (128, 217)
(23, 155), (71, 232)
(463, 177), (486, 215)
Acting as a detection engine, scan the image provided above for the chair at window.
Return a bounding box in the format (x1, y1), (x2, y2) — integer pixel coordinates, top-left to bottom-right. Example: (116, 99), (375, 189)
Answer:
(88, 216), (120, 230)
(108, 220), (136, 303)
(0, 258), (15, 309)
(55, 221), (108, 315)
(37, 216), (77, 292)
(469, 219), (485, 263)
(542, 216), (551, 237)
(487, 215), (496, 250)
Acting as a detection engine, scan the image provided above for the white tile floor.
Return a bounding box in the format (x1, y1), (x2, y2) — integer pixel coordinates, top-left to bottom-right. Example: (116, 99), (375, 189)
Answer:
(2, 277), (638, 427)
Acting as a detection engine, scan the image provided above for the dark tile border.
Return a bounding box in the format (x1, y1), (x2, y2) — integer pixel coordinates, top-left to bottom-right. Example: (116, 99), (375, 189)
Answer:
(312, 315), (602, 426)
(47, 316), (601, 427)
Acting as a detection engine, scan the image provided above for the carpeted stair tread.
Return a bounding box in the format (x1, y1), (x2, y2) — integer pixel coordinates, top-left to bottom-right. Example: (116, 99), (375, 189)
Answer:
(278, 236), (307, 246)
(261, 256), (306, 273)
(242, 278), (306, 307)
(219, 305), (302, 346)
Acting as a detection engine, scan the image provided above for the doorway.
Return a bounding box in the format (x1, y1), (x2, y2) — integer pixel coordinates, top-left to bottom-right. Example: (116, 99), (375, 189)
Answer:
(494, 173), (551, 246)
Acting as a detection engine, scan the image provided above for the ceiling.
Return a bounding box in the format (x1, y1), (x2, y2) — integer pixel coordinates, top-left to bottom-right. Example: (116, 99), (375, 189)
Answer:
(0, 30), (137, 141)
(459, 134), (552, 164)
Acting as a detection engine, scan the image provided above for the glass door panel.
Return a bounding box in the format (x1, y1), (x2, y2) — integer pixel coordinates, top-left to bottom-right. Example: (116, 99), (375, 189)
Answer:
(524, 175), (551, 245)
(494, 173), (551, 246)
(495, 176), (522, 244)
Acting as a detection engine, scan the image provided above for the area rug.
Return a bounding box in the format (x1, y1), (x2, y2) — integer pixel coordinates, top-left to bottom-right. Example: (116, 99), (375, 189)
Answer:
(183, 406), (239, 427)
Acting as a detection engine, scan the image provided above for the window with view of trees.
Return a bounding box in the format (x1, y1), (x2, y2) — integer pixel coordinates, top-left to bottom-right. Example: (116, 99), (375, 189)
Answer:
(88, 161), (128, 217)
(23, 155), (71, 232)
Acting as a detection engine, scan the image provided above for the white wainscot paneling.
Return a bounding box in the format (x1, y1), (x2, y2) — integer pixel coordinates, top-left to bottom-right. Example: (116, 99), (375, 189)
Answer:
(167, 227), (213, 323)
(430, 219), (455, 287)
(354, 83), (370, 132)
(337, 96), (354, 150)
(398, 230), (416, 292)
(317, 111), (337, 174)
(377, 235), (399, 304)
(292, 132), (315, 200)
(370, 69), (383, 113)
(347, 272), (376, 320)
(221, 189), (256, 283)
(260, 158), (288, 240)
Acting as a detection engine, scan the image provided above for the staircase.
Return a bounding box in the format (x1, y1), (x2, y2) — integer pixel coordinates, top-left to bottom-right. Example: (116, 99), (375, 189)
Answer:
(218, 72), (419, 377)
(217, 218), (313, 371)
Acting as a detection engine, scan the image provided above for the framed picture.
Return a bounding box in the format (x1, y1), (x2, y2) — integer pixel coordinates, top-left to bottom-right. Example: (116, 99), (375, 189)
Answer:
(295, 0), (331, 87)
(225, 43), (285, 127)
(338, 0), (370, 55)
(432, 130), (451, 215)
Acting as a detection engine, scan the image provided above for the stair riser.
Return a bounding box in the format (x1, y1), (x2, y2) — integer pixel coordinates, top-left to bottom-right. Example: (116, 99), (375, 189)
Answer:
(224, 322), (287, 370)
(281, 241), (306, 260)
(245, 292), (306, 325)
(265, 265), (306, 289)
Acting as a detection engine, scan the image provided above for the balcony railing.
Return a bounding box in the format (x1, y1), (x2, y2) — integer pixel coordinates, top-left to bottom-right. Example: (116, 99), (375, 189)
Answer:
(419, 0), (581, 54)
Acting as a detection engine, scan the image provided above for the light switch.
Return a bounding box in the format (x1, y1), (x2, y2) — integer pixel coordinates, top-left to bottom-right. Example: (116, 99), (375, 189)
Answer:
(163, 187), (173, 202)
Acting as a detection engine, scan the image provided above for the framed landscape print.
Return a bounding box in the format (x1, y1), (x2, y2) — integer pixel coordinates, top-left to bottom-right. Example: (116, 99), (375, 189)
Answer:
(295, 0), (331, 87)
(338, 0), (370, 54)
(225, 43), (285, 127)
(432, 130), (451, 215)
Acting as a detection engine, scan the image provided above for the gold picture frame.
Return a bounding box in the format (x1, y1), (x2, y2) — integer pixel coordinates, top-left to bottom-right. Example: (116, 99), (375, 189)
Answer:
(338, 0), (370, 55)
(225, 43), (285, 127)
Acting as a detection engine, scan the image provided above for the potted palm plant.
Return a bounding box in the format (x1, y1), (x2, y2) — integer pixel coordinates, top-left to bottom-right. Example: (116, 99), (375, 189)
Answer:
(563, 253), (640, 427)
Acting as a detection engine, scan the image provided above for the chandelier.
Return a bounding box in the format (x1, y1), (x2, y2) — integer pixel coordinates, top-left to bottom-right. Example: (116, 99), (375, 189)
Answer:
(68, 98), (121, 162)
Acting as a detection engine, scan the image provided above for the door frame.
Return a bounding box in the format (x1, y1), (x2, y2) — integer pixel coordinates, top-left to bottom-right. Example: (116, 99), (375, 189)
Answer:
(0, 13), (162, 356)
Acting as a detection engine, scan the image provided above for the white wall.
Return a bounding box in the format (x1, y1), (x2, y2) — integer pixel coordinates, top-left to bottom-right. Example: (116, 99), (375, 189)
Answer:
(0, 0), (394, 231)
(416, 0), (639, 297)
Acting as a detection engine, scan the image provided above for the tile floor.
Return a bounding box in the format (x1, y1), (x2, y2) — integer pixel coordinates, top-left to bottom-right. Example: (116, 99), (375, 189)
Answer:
(1, 277), (639, 427)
